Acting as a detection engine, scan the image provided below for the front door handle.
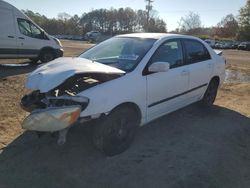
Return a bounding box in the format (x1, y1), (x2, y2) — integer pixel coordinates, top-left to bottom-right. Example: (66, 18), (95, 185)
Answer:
(181, 70), (189, 76)
(8, 36), (15, 38)
(18, 37), (25, 40)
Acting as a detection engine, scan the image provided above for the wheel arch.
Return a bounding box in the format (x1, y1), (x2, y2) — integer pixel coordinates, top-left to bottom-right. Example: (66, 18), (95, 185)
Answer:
(38, 46), (56, 58)
(111, 102), (142, 124)
(210, 76), (220, 86)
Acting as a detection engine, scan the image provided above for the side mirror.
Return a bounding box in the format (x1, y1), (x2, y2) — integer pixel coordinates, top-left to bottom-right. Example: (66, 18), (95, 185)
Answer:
(148, 62), (170, 73)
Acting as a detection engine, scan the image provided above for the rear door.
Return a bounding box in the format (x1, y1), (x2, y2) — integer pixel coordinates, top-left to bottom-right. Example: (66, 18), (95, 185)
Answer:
(146, 39), (189, 122)
(183, 39), (213, 101)
(0, 7), (17, 58)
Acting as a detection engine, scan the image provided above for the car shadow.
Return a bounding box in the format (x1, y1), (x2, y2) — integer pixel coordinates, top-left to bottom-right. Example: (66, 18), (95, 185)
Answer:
(0, 104), (250, 188)
(0, 60), (41, 79)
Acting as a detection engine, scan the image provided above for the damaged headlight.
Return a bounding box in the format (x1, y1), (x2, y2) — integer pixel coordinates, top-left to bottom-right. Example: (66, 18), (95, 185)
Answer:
(22, 106), (81, 132)
(21, 92), (89, 132)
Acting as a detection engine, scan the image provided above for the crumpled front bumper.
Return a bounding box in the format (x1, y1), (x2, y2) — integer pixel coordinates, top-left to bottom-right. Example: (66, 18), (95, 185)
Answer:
(22, 106), (81, 132)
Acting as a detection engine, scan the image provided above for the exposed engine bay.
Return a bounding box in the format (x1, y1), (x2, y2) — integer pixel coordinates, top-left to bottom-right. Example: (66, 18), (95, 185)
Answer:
(21, 73), (122, 112)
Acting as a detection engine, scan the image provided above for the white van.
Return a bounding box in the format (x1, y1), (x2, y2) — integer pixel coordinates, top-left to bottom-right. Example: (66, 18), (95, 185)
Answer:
(0, 0), (63, 63)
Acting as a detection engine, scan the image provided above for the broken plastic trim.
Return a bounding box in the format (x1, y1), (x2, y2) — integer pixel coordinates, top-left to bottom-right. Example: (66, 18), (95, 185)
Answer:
(45, 95), (89, 110)
(21, 91), (89, 112)
(22, 106), (81, 132)
(46, 95), (89, 103)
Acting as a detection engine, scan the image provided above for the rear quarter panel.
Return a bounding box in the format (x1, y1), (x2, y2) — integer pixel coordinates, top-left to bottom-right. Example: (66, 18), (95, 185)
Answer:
(208, 47), (226, 85)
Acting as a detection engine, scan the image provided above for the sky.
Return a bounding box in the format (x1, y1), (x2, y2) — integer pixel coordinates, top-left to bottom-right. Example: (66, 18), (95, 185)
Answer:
(4, 0), (247, 31)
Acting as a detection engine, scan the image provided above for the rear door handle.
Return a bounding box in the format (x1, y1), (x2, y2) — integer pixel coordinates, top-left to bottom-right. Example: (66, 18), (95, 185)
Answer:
(8, 36), (15, 38)
(18, 37), (25, 40)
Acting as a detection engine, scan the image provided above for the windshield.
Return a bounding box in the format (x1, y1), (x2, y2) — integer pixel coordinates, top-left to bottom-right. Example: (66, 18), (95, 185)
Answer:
(79, 37), (156, 72)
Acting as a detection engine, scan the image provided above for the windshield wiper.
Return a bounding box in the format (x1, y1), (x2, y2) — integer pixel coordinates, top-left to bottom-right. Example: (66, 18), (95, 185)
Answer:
(91, 56), (119, 62)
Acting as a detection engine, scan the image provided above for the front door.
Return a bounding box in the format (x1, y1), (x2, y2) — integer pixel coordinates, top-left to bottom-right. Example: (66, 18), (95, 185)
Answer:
(15, 18), (45, 58)
(146, 39), (189, 122)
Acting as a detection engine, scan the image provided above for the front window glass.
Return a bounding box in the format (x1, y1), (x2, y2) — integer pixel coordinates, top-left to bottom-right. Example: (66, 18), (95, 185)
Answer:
(80, 37), (156, 72)
(151, 40), (184, 69)
(17, 19), (44, 39)
(30, 23), (42, 38)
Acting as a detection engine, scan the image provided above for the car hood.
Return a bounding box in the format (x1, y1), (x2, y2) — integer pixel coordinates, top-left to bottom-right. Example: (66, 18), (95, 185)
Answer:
(26, 57), (125, 93)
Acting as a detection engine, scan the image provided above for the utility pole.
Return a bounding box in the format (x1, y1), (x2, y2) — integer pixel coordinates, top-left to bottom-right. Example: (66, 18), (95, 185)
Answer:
(145, 0), (154, 32)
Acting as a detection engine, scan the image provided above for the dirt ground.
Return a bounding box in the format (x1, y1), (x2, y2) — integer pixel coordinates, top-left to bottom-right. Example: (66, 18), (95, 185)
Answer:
(0, 40), (250, 188)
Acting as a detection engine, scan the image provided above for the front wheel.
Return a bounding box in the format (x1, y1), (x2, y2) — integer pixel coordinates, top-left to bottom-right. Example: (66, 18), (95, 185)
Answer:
(200, 79), (219, 107)
(40, 50), (55, 63)
(92, 106), (139, 156)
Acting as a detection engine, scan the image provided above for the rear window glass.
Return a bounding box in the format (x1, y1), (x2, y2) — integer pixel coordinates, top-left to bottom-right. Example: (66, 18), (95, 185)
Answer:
(184, 40), (211, 64)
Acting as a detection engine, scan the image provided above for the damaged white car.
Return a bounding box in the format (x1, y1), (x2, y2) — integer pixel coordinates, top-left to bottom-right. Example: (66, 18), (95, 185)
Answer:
(21, 33), (225, 156)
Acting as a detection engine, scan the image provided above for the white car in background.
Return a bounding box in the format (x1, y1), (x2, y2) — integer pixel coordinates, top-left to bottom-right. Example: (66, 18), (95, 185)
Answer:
(21, 33), (225, 156)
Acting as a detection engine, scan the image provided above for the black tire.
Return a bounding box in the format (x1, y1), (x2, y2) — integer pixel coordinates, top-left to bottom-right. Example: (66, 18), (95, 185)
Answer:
(40, 50), (55, 63)
(92, 106), (139, 156)
(201, 79), (219, 107)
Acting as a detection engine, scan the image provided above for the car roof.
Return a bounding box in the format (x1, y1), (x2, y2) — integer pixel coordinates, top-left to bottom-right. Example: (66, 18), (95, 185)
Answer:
(0, 0), (13, 9)
(116, 33), (191, 40)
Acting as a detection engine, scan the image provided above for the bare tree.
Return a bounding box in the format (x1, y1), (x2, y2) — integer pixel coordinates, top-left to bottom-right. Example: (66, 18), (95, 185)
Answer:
(178, 12), (202, 34)
(238, 0), (250, 40)
(215, 14), (239, 38)
(57, 12), (71, 21)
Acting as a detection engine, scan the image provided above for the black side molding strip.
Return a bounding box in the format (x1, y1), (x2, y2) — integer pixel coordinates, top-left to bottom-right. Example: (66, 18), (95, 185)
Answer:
(148, 83), (208, 108)
(0, 48), (39, 55)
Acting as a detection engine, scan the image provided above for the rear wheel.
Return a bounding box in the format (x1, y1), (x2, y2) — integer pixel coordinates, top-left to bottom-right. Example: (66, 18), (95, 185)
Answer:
(201, 79), (219, 107)
(92, 106), (139, 156)
(40, 50), (55, 63)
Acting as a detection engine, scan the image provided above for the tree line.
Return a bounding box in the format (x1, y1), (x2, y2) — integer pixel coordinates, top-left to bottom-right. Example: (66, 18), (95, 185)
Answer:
(23, 0), (250, 41)
(175, 0), (250, 41)
(23, 7), (167, 36)
(175, 12), (239, 40)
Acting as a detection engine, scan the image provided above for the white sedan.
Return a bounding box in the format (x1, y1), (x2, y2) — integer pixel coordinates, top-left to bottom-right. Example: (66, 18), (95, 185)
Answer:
(21, 33), (225, 156)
